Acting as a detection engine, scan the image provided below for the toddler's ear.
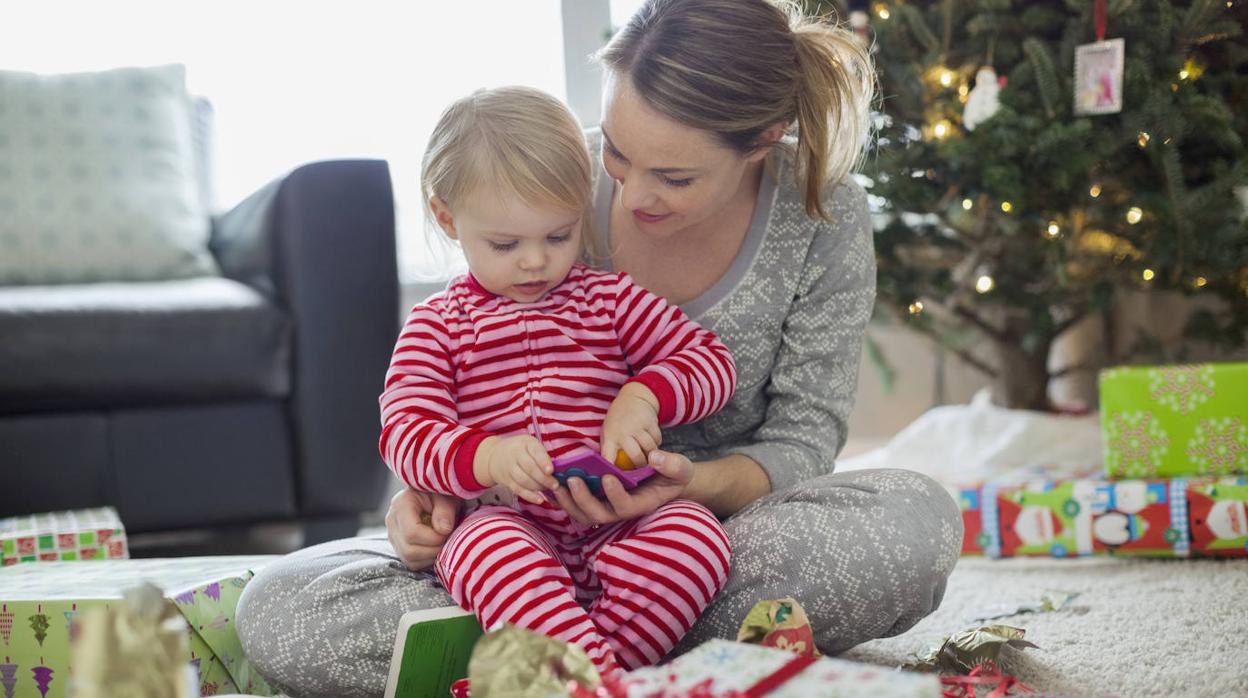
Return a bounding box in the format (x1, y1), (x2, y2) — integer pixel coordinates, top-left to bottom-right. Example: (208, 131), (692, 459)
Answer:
(430, 196), (459, 240)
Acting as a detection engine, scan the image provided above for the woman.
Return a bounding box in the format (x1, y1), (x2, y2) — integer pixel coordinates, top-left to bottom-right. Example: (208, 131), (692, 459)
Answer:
(237, 2), (961, 696)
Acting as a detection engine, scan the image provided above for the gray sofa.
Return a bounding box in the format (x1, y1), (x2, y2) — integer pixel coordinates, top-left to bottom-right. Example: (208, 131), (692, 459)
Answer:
(0, 143), (399, 542)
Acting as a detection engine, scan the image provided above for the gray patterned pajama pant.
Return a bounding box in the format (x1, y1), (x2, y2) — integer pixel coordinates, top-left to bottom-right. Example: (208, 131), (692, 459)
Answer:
(236, 468), (962, 698)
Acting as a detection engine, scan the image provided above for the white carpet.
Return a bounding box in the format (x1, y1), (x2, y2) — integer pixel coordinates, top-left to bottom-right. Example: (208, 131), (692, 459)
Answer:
(835, 404), (1248, 697)
(842, 556), (1248, 697)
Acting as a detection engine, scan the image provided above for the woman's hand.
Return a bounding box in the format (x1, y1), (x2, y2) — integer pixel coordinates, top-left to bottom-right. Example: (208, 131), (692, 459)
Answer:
(553, 449), (693, 525)
(385, 488), (462, 571)
(600, 382), (662, 467)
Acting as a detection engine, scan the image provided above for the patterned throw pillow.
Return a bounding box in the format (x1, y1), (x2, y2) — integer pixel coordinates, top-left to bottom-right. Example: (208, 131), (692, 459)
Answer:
(0, 64), (218, 285)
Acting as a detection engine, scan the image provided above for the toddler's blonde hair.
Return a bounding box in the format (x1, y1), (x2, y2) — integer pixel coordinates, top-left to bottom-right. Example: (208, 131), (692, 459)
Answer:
(421, 86), (600, 260)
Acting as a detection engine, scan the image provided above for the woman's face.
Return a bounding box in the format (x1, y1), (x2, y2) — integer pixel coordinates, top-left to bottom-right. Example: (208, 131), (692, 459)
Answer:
(600, 72), (765, 240)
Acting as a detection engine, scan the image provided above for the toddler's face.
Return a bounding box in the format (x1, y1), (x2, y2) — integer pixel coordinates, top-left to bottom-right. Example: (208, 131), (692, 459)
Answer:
(440, 193), (583, 303)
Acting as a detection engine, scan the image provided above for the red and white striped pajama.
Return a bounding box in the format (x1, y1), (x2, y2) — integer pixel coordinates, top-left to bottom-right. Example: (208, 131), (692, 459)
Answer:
(378, 264), (736, 675)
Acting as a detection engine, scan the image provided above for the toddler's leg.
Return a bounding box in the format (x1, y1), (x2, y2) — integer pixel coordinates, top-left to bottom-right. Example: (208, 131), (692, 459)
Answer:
(585, 500), (731, 670)
(436, 507), (620, 675)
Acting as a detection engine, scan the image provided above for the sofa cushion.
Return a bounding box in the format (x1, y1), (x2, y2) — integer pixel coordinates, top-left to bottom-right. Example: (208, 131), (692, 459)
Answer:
(0, 64), (218, 285)
(0, 278), (291, 413)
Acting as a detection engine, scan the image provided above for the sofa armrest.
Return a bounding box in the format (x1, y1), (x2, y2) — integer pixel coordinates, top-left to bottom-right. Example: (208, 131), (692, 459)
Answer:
(211, 160), (398, 517)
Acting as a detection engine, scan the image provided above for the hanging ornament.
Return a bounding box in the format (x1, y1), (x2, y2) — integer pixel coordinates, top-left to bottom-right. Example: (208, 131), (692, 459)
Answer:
(1074, 0), (1124, 115)
(848, 9), (868, 43)
(848, 0), (870, 44)
(963, 66), (1001, 131)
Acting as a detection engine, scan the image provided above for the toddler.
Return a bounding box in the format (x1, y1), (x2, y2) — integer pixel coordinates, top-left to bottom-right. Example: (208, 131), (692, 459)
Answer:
(379, 86), (736, 676)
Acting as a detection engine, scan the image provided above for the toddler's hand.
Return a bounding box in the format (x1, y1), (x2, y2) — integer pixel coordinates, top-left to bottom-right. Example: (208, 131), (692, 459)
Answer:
(476, 435), (558, 505)
(600, 382), (662, 468)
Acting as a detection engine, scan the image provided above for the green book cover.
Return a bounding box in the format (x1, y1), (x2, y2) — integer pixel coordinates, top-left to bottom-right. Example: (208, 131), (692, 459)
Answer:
(384, 607), (483, 698)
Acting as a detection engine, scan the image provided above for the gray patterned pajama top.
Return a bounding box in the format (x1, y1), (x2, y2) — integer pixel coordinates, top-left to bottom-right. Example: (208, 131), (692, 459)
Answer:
(587, 129), (874, 493)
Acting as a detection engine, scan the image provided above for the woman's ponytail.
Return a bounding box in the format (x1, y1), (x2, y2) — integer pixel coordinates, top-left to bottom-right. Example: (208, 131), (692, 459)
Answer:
(791, 19), (875, 219)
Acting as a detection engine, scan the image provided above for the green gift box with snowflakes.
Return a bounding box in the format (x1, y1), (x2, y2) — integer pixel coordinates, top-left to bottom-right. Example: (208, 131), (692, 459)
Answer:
(0, 556), (274, 698)
(1099, 363), (1248, 479)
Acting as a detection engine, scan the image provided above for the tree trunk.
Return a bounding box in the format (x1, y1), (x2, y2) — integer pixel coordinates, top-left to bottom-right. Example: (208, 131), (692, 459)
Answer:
(991, 340), (1052, 410)
(989, 310), (1054, 411)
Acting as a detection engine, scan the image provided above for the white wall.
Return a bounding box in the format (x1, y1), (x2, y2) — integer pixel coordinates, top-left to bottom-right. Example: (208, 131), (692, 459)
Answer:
(1, 0), (569, 281)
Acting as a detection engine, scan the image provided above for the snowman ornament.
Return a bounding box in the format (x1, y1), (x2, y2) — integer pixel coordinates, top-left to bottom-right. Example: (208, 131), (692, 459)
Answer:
(963, 66), (1001, 131)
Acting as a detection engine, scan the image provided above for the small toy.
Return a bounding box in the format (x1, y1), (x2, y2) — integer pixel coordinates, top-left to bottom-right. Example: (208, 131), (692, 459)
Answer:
(614, 449), (637, 470)
(551, 452), (656, 497)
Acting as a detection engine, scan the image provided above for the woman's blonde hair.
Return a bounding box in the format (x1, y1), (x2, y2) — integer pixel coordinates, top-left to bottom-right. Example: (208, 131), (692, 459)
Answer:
(421, 86), (598, 256)
(597, 0), (875, 220)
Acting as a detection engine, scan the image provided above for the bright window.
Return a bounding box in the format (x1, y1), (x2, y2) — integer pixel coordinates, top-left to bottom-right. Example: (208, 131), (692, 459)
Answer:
(1, 1), (568, 281)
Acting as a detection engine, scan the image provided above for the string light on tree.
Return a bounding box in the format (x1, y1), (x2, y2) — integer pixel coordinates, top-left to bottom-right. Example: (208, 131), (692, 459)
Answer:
(975, 275), (995, 293)
(939, 70), (955, 87)
(1000, 201), (1013, 213)
(1138, 132), (1150, 148)
(908, 300), (924, 315)
(931, 119), (953, 139)
(1142, 268), (1156, 281)
(1090, 184), (1103, 198)
(1194, 276), (1208, 288)
(1047, 222), (1061, 238)
(873, 3), (891, 19)
(962, 198), (973, 210)
(1126, 207), (1144, 224)
(1180, 57), (1205, 81)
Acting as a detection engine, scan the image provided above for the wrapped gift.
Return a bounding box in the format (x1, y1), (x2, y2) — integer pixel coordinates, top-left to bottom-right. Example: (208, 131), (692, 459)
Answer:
(0, 556), (275, 698)
(624, 639), (939, 697)
(954, 485), (1003, 557)
(1, 508), (127, 566)
(1100, 363), (1248, 478)
(995, 479), (1097, 558)
(993, 478), (1190, 558)
(1087, 478), (1190, 557)
(737, 598), (819, 657)
(1187, 476), (1248, 557)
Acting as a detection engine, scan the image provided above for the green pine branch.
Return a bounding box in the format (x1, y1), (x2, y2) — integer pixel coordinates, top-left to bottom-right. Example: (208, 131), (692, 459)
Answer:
(1023, 38), (1062, 119)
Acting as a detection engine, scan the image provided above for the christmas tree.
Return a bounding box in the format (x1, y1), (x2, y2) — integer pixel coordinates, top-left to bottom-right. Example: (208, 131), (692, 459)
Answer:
(0, 659), (17, 698)
(30, 663), (52, 698)
(27, 613), (48, 647)
(827, 0), (1247, 409)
